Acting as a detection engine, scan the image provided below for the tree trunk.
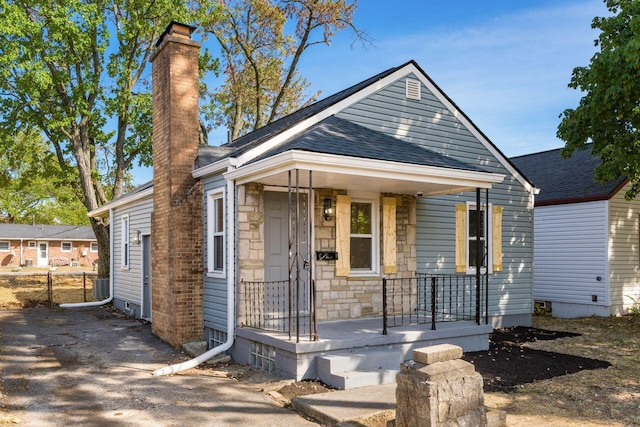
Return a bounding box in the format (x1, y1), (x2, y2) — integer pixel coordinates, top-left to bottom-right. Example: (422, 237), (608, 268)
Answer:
(90, 216), (110, 278)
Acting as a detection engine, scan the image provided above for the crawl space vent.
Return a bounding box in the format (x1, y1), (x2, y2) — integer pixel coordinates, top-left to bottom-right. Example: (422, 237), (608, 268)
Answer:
(406, 78), (421, 100)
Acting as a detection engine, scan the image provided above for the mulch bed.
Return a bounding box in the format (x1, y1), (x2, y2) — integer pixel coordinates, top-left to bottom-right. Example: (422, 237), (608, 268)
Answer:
(462, 326), (612, 392)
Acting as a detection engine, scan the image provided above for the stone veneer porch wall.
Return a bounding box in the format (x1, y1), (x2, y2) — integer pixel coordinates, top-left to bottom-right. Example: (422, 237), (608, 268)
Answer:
(314, 189), (417, 321)
(236, 184), (417, 324)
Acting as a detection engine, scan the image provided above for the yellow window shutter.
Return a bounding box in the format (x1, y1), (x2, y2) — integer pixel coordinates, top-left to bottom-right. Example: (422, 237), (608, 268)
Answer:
(335, 195), (351, 276)
(455, 204), (467, 273)
(492, 205), (503, 272)
(383, 197), (397, 274)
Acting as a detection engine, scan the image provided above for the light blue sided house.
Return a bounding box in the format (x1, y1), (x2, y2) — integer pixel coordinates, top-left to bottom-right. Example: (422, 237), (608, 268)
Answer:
(91, 22), (536, 388)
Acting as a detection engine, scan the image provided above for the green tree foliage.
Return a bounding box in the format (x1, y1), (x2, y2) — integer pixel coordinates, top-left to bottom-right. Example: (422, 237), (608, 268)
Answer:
(0, 0), (208, 274)
(202, 0), (367, 141)
(557, 0), (640, 200)
(0, 129), (89, 225)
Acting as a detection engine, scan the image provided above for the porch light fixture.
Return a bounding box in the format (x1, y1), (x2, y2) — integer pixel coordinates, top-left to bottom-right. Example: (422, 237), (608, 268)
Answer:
(323, 198), (334, 221)
(132, 230), (142, 245)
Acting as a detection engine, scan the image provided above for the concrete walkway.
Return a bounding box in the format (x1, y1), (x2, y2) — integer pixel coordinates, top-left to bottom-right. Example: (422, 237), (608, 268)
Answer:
(0, 307), (319, 426)
(292, 384), (396, 426)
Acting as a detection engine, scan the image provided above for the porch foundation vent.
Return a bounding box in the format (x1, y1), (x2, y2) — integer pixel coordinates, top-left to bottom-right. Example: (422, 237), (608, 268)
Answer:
(406, 78), (421, 100)
(250, 341), (276, 374)
(209, 328), (227, 348)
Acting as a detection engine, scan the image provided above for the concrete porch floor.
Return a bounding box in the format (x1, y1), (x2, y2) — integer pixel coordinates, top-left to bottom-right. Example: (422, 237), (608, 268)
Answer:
(231, 317), (493, 383)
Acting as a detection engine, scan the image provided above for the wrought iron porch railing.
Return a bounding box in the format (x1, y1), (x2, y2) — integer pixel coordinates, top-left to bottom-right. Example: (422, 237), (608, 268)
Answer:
(239, 279), (317, 342)
(382, 273), (488, 334)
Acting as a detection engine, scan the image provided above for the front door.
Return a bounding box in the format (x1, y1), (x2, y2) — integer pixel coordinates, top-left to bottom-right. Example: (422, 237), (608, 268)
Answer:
(141, 235), (152, 321)
(37, 242), (48, 266)
(264, 191), (310, 318)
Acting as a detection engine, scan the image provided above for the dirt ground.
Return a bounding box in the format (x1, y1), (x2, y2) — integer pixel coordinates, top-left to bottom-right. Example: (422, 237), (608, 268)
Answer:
(2, 306), (638, 426)
(272, 315), (640, 426)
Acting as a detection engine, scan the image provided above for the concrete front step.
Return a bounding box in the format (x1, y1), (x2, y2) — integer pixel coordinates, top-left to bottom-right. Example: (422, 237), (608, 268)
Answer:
(316, 349), (404, 390)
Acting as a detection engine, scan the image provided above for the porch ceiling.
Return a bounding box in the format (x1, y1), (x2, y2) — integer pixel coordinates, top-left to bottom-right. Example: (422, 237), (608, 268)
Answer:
(224, 150), (505, 196)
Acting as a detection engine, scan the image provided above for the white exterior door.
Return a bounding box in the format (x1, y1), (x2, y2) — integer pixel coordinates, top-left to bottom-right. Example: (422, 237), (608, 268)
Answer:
(37, 242), (48, 266)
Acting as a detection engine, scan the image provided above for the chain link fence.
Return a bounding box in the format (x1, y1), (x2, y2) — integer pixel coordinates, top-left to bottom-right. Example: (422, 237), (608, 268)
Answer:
(0, 272), (107, 309)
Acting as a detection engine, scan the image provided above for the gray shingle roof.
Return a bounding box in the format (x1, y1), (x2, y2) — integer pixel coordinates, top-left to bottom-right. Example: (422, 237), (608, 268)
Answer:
(249, 116), (486, 172)
(510, 145), (626, 205)
(0, 224), (96, 240)
(195, 61), (412, 165)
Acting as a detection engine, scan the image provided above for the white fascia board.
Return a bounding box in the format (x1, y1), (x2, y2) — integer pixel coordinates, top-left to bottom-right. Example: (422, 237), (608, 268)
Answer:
(88, 187), (154, 218)
(235, 67), (418, 167)
(406, 63), (535, 195)
(192, 157), (238, 179)
(225, 150), (505, 189)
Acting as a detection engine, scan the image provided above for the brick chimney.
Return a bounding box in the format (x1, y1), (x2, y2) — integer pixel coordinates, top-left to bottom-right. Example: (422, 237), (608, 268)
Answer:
(150, 22), (204, 347)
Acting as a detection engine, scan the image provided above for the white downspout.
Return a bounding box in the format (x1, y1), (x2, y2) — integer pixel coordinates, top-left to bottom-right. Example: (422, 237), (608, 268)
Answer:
(61, 209), (114, 308)
(154, 175), (236, 376)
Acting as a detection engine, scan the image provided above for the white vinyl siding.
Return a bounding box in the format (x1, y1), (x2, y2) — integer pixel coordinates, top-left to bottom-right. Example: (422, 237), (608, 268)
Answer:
(337, 76), (534, 322)
(112, 197), (153, 306)
(608, 183), (640, 314)
(534, 201), (607, 306)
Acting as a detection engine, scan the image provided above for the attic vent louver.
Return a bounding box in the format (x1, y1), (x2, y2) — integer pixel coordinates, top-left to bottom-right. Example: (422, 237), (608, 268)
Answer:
(406, 78), (421, 100)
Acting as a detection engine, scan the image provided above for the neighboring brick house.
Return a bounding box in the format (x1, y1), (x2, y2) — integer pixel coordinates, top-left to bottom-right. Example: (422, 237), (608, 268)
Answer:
(90, 22), (536, 386)
(0, 224), (98, 267)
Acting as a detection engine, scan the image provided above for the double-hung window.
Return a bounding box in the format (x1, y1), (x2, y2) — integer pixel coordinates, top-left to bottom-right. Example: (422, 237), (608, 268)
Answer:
(350, 201), (374, 271)
(467, 204), (488, 271)
(61, 242), (72, 252)
(207, 188), (225, 277)
(0, 241), (9, 252)
(121, 216), (130, 269)
(335, 194), (380, 276)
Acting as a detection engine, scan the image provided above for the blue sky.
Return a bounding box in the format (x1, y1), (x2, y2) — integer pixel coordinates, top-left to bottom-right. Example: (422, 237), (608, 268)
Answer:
(133, 0), (607, 184)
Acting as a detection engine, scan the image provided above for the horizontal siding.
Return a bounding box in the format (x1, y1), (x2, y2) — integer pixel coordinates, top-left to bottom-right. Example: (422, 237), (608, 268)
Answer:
(112, 196), (153, 305)
(203, 174), (229, 331)
(339, 76), (534, 320)
(608, 183), (640, 312)
(534, 202), (607, 305)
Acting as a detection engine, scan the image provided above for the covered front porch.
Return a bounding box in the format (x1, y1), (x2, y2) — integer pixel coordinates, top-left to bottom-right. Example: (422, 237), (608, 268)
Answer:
(233, 273), (492, 386)
(224, 130), (504, 385)
(232, 311), (492, 386)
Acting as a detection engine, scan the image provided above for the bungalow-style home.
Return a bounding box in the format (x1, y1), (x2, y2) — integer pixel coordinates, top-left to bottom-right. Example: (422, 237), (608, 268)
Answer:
(90, 22), (536, 387)
(0, 224), (98, 267)
(512, 146), (640, 318)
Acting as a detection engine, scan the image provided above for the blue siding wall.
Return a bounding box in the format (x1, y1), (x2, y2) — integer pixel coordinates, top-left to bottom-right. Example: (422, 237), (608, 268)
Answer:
(203, 174), (229, 332)
(337, 74), (534, 322)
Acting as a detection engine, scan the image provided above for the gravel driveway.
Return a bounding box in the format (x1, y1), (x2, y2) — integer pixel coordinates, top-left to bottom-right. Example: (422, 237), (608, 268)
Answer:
(0, 306), (318, 426)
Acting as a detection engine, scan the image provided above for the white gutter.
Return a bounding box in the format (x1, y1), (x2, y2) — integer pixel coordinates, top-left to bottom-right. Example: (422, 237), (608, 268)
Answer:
(60, 209), (115, 308)
(154, 172), (237, 376)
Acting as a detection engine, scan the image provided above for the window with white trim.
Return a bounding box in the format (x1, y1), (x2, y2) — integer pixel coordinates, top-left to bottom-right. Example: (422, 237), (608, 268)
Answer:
(0, 241), (9, 252)
(207, 188), (225, 277)
(455, 202), (504, 275)
(28, 241), (36, 248)
(121, 216), (130, 269)
(90, 242), (98, 253)
(61, 242), (72, 252)
(349, 198), (379, 275)
(467, 203), (490, 273)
